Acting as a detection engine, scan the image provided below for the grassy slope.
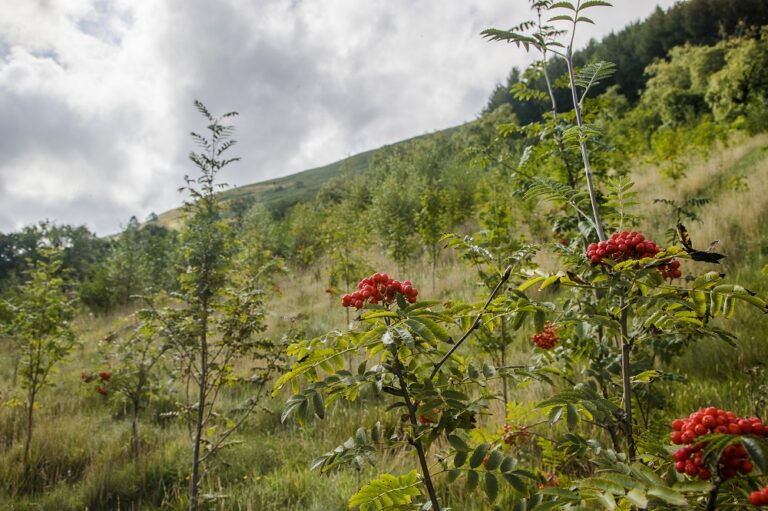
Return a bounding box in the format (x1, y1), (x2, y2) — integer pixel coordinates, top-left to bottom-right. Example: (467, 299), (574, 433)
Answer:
(155, 126), (460, 229)
(1, 135), (767, 510)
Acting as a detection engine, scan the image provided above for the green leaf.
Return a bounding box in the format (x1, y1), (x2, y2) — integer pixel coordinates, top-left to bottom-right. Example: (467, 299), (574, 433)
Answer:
(692, 290), (707, 317)
(580, 477), (625, 495)
(566, 403), (579, 429)
(595, 492), (616, 510)
(722, 296), (736, 318)
(647, 486), (687, 506)
(550, 1), (576, 10)
(347, 470), (421, 510)
(485, 472), (499, 502)
(448, 434), (470, 452)
(539, 487), (579, 499)
(519, 276), (545, 292)
(447, 468), (461, 483)
(693, 271), (723, 289)
(742, 436), (767, 472)
(470, 443), (490, 468)
(625, 488), (648, 508)
(409, 316), (450, 342)
(539, 274), (561, 290)
(485, 449), (504, 471)
(502, 472), (528, 493)
(312, 391), (325, 419)
(405, 319), (437, 343)
(355, 427), (367, 446)
(580, 1), (613, 9)
(467, 470), (480, 491)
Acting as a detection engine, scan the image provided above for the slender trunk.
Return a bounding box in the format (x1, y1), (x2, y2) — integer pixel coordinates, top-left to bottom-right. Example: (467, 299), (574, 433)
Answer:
(12, 355), (19, 388)
(431, 244), (437, 295)
(500, 317), (508, 407)
(189, 309), (208, 511)
(390, 347), (441, 511)
(619, 296), (636, 461)
(131, 397), (140, 460)
(705, 478), (722, 511)
(542, 58), (558, 120)
(23, 388), (35, 472)
(565, 48), (606, 242)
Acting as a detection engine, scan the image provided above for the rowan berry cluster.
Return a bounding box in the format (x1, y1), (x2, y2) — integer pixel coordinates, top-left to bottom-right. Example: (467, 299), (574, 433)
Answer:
(96, 386), (108, 396)
(659, 259), (682, 279)
(587, 231), (660, 263)
(98, 371), (111, 381)
(341, 273), (418, 309)
(586, 231), (682, 279)
(750, 485), (768, 506)
(532, 321), (559, 350)
(502, 423), (530, 446)
(670, 407), (767, 480)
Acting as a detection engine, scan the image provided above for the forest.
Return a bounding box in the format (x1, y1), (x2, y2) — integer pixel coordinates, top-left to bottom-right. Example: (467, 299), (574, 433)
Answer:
(1, 0), (768, 509)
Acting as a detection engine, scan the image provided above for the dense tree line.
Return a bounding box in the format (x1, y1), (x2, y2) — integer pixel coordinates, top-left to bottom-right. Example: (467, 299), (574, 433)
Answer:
(485, 0), (768, 122)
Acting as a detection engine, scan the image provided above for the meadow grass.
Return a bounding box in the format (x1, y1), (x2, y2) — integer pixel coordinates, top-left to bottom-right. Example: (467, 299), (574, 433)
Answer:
(0, 135), (766, 509)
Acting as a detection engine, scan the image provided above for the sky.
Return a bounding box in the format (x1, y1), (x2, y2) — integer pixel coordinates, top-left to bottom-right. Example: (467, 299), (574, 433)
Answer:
(0, 0), (679, 235)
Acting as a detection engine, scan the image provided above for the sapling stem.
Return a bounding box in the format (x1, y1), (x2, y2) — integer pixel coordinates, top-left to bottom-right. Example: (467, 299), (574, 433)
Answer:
(705, 478), (722, 511)
(386, 319), (441, 511)
(619, 293), (636, 461)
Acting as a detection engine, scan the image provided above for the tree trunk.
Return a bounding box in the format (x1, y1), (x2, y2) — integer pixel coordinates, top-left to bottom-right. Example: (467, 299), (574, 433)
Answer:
(189, 311), (208, 511)
(23, 388), (35, 473)
(131, 397), (140, 460)
(500, 316), (508, 406)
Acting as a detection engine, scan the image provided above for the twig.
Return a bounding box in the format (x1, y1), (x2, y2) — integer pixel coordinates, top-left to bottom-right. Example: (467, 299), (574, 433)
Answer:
(429, 266), (512, 380)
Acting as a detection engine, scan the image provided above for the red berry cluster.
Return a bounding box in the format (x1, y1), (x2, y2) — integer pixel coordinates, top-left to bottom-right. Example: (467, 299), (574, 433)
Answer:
(659, 259), (682, 279)
(341, 273), (418, 309)
(750, 485), (768, 506)
(96, 386), (108, 396)
(587, 231), (660, 263)
(670, 407), (767, 480)
(532, 321), (559, 350)
(586, 231), (682, 279)
(502, 423), (530, 446)
(98, 371), (111, 381)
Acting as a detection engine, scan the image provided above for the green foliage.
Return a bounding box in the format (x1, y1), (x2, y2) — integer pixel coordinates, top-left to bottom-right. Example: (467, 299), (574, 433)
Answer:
(347, 470), (421, 510)
(1, 248), (77, 468)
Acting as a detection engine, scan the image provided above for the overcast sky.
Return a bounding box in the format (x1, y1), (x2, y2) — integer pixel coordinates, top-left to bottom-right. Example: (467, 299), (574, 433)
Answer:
(0, 0), (679, 234)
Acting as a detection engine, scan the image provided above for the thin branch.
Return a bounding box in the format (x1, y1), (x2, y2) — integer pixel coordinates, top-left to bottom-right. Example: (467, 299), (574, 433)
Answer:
(429, 265), (512, 380)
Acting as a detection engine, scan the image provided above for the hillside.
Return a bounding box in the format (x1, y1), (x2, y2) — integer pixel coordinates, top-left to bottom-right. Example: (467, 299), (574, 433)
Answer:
(155, 126), (459, 229)
(152, 0), (768, 231)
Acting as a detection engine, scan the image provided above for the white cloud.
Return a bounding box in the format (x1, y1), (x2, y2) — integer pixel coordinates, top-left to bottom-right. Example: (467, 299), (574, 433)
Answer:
(0, 0), (677, 234)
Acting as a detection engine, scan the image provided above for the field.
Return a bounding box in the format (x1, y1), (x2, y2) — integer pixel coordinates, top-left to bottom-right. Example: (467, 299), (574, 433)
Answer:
(1, 132), (766, 510)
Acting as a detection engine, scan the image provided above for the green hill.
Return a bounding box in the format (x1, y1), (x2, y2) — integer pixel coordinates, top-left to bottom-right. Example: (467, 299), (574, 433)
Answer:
(155, 126), (460, 229)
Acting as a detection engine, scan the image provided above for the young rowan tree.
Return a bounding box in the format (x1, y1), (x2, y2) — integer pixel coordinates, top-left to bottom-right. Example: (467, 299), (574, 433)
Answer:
(1, 248), (76, 472)
(136, 101), (271, 511)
